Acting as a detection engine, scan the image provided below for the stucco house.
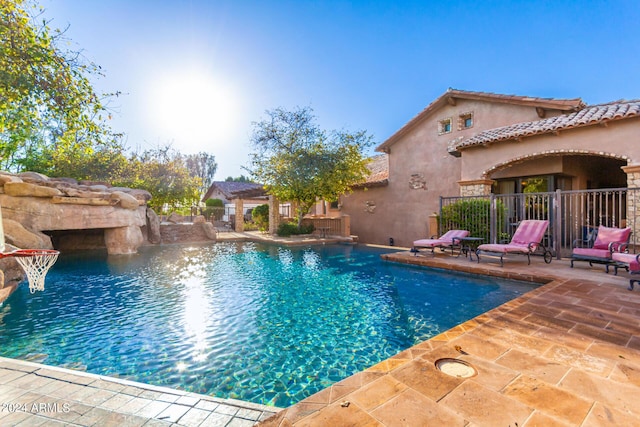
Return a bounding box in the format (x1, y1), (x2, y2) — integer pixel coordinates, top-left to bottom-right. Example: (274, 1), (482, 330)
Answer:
(340, 89), (640, 248)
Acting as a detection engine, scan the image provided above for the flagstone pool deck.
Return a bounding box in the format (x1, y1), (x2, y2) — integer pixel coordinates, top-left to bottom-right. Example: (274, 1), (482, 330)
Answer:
(2, 233), (640, 426)
(258, 248), (640, 426)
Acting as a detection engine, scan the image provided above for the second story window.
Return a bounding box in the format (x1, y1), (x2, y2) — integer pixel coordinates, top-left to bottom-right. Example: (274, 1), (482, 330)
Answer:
(439, 118), (452, 135)
(459, 112), (473, 130)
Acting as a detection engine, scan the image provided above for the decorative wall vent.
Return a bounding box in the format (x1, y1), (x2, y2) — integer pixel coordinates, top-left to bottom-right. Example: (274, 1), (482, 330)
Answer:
(364, 200), (376, 213)
(409, 174), (427, 190)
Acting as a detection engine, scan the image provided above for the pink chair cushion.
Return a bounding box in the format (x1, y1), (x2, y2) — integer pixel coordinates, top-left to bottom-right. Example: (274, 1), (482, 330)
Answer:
(572, 247), (612, 259)
(477, 221), (548, 255)
(477, 243), (531, 254)
(510, 220), (549, 248)
(413, 238), (447, 248)
(413, 230), (469, 247)
(592, 226), (631, 250)
(439, 230), (470, 241)
(612, 252), (640, 272)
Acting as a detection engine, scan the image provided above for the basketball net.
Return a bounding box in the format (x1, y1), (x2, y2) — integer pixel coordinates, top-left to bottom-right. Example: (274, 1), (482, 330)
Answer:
(1, 206), (59, 293)
(13, 250), (60, 293)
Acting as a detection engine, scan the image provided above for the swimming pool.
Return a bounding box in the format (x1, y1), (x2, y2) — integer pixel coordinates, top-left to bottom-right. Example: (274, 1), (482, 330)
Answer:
(0, 242), (536, 407)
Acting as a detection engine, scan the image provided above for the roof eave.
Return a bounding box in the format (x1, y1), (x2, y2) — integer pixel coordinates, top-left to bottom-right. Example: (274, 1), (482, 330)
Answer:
(455, 113), (640, 151)
(376, 89), (585, 152)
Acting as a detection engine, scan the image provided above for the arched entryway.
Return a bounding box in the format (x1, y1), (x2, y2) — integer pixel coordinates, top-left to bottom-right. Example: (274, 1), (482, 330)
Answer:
(488, 154), (627, 194)
(459, 153), (632, 257)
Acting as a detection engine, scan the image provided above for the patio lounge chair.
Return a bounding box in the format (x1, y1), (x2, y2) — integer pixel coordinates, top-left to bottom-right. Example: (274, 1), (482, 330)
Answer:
(411, 229), (469, 256)
(570, 225), (631, 272)
(476, 220), (551, 267)
(611, 252), (640, 290)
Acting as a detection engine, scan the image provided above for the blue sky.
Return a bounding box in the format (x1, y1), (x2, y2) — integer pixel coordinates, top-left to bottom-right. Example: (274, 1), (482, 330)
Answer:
(41, 0), (640, 179)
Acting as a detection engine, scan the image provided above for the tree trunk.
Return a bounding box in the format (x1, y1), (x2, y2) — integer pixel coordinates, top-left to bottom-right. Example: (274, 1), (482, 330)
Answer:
(296, 202), (312, 227)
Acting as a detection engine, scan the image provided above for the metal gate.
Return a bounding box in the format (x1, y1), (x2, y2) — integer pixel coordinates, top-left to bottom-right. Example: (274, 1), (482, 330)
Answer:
(440, 188), (636, 258)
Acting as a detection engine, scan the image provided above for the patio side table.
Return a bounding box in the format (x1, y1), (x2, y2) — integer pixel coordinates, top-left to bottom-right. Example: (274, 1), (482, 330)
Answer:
(455, 237), (484, 261)
(317, 226), (331, 238)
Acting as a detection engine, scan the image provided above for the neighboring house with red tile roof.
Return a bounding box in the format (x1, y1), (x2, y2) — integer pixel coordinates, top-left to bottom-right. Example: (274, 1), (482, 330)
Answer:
(339, 89), (640, 247)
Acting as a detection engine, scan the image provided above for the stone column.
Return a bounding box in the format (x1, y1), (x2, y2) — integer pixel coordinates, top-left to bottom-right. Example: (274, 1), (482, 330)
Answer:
(340, 215), (350, 237)
(234, 199), (244, 232)
(622, 164), (640, 246)
(457, 179), (495, 196)
(268, 195), (280, 235)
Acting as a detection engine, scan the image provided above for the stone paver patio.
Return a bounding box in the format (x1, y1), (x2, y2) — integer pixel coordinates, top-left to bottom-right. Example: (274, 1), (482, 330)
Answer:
(259, 250), (640, 426)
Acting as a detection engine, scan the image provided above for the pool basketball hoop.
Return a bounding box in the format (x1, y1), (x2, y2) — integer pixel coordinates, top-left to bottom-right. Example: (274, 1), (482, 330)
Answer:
(0, 206), (59, 293)
(0, 249), (59, 293)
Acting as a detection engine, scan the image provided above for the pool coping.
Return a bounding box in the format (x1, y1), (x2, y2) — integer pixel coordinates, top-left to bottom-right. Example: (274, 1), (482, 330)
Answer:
(0, 355), (281, 426)
(258, 250), (640, 426)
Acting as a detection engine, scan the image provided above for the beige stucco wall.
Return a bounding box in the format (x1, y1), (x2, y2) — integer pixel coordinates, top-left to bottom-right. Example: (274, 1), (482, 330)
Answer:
(342, 99), (562, 247)
(460, 118), (640, 182)
(491, 157), (564, 179)
(340, 185), (400, 245)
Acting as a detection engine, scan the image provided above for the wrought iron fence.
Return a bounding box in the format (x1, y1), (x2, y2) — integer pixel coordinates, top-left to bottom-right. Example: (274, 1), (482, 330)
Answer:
(440, 188), (638, 259)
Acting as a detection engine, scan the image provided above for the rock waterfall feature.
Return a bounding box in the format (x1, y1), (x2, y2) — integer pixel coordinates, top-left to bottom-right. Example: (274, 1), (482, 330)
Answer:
(0, 172), (150, 255)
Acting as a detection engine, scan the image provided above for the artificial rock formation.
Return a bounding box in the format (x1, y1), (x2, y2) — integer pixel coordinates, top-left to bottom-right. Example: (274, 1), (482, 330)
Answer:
(105, 225), (144, 255)
(146, 208), (162, 244)
(0, 171), (219, 301)
(3, 218), (53, 249)
(0, 243), (31, 302)
(0, 171), (151, 255)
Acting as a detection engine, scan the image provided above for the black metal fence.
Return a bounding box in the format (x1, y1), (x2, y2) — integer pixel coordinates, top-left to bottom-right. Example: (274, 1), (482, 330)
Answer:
(440, 188), (637, 258)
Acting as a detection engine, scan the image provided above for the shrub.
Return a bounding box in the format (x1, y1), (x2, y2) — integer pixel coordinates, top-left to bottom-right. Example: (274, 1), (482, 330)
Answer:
(252, 204), (269, 231)
(299, 223), (315, 234)
(203, 199), (224, 220)
(277, 222), (315, 237)
(439, 199), (505, 241)
(243, 222), (259, 231)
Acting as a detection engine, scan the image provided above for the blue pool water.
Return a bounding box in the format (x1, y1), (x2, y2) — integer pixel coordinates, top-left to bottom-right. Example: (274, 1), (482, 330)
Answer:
(0, 242), (536, 407)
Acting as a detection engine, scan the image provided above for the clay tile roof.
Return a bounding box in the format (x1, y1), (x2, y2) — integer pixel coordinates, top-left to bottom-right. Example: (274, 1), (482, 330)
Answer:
(453, 99), (640, 151)
(376, 88), (584, 153)
(352, 154), (389, 188)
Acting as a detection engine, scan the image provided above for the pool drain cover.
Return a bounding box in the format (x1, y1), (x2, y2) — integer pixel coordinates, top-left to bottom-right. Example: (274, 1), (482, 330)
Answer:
(435, 358), (477, 378)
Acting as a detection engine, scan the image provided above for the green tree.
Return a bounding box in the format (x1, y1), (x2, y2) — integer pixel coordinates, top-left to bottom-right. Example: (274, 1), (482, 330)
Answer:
(0, 0), (120, 172)
(523, 177), (548, 193)
(225, 175), (252, 182)
(249, 106), (373, 225)
(118, 146), (201, 213)
(184, 152), (217, 197)
(18, 137), (129, 181)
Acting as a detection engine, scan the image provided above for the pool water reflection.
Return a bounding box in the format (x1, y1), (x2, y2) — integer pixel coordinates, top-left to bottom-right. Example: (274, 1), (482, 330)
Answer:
(0, 242), (536, 407)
